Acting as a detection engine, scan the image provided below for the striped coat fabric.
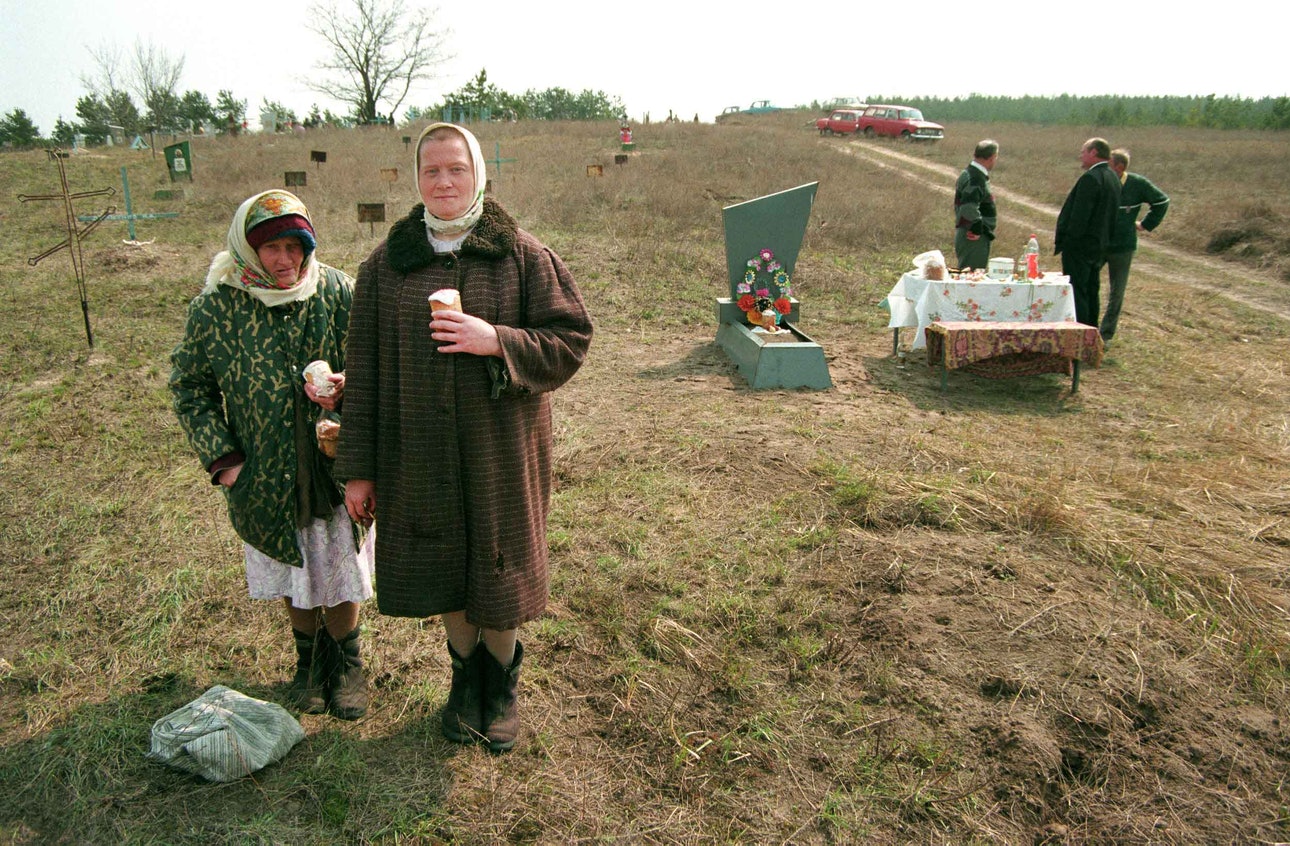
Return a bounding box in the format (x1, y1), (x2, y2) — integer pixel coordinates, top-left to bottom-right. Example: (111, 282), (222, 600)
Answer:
(335, 200), (592, 628)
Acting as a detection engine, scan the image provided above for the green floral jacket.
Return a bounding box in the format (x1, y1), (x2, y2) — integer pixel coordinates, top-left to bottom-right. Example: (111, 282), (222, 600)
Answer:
(170, 265), (353, 566)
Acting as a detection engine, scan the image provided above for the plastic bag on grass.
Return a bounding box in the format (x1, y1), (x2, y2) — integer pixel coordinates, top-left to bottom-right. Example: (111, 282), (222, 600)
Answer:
(147, 685), (304, 782)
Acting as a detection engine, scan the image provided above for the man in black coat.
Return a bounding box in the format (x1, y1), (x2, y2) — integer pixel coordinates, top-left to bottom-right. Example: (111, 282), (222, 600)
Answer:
(1054, 137), (1121, 326)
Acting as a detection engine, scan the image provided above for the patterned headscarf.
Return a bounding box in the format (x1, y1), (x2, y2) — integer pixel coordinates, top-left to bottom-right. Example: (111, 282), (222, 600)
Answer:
(416, 122), (487, 237)
(203, 190), (321, 307)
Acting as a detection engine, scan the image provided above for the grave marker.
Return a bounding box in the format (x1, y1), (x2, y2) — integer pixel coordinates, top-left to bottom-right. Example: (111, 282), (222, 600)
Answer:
(164, 141), (193, 182)
(714, 182), (830, 390)
(586, 165), (603, 177)
(77, 168), (180, 241)
(357, 203), (386, 236)
(311, 150), (327, 167)
(285, 171), (307, 188)
(380, 167), (398, 183)
(487, 142), (517, 175)
(17, 149), (116, 347)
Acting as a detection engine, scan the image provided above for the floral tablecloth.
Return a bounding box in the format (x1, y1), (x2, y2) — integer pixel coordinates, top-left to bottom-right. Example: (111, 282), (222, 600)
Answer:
(884, 272), (1077, 350)
(925, 321), (1104, 378)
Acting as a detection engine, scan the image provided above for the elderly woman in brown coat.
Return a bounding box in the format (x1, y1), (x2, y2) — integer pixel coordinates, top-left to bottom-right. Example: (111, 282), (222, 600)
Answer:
(336, 122), (592, 752)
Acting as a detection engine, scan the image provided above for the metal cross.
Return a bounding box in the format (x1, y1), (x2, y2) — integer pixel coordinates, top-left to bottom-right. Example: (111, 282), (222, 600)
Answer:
(17, 149), (115, 347)
(488, 142), (517, 175)
(76, 167), (179, 241)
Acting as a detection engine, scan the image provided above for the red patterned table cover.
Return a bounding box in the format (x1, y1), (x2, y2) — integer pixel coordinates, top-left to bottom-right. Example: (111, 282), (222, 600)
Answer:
(925, 321), (1104, 378)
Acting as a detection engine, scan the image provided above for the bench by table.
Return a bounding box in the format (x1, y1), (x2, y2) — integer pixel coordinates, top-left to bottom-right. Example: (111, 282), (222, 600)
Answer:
(925, 321), (1104, 393)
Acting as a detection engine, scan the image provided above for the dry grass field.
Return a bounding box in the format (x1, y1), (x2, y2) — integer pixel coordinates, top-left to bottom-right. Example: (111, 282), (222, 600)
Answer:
(1, 112), (1288, 844)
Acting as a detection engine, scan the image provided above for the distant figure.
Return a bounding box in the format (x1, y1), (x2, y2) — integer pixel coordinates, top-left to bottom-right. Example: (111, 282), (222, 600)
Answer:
(953, 140), (999, 271)
(1055, 137), (1121, 326)
(1100, 148), (1169, 343)
(693, 113), (699, 123)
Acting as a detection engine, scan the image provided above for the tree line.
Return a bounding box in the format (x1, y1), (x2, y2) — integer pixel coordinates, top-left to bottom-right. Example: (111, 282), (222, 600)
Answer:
(0, 0), (618, 150)
(859, 93), (1290, 131)
(407, 69), (624, 124)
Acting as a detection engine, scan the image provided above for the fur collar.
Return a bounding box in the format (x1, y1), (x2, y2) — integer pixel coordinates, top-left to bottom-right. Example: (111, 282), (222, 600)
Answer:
(387, 198), (517, 273)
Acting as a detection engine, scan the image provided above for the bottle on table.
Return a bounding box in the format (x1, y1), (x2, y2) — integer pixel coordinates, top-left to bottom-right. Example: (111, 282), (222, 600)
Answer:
(1025, 234), (1040, 279)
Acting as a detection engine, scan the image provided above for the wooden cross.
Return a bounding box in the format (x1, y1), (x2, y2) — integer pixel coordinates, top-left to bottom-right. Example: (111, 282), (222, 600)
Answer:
(18, 149), (115, 347)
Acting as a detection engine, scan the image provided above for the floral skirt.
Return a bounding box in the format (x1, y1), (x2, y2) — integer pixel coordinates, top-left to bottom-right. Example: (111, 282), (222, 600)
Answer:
(244, 505), (374, 609)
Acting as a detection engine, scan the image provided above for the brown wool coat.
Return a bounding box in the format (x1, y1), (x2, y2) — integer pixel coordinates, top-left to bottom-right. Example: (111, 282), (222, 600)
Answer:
(335, 199), (592, 627)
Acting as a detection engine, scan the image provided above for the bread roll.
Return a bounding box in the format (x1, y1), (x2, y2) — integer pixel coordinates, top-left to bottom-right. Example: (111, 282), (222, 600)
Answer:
(303, 360), (336, 396)
(428, 288), (462, 313)
(315, 418), (340, 458)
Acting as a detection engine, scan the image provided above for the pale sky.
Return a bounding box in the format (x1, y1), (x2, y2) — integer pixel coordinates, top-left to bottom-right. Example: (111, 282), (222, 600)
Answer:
(3, 0), (1287, 136)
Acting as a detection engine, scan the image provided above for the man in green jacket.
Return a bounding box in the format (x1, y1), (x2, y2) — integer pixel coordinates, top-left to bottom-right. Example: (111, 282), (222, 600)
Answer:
(1102, 149), (1170, 343)
(954, 139), (999, 271)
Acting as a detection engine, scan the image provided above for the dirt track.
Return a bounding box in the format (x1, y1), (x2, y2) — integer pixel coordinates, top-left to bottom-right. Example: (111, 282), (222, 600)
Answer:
(836, 142), (1290, 323)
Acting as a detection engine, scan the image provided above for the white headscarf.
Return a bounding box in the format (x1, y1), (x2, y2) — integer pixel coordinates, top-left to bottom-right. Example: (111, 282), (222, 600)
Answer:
(416, 122), (487, 237)
(203, 190), (321, 308)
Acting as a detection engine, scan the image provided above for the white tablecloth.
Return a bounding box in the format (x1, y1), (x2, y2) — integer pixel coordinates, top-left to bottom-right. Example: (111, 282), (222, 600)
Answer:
(885, 272), (1077, 349)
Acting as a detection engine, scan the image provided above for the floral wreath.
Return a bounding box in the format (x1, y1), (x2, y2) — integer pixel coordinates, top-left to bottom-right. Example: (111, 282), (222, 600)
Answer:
(735, 248), (793, 326)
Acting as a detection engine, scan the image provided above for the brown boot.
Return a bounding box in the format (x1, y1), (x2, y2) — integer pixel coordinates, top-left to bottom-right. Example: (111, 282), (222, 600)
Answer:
(481, 641), (523, 753)
(289, 629), (330, 714)
(328, 627), (369, 720)
(441, 644), (484, 744)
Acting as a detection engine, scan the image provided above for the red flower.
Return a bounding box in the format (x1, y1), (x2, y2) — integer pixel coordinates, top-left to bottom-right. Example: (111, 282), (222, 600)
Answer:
(737, 294), (755, 311)
(774, 297), (792, 314)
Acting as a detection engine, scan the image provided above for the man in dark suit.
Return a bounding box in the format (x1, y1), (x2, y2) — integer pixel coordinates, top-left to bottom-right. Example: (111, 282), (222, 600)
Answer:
(1054, 137), (1121, 326)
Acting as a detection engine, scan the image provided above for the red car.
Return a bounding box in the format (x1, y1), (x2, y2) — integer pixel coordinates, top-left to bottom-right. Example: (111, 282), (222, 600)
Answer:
(857, 105), (944, 141)
(816, 108), (867, 136)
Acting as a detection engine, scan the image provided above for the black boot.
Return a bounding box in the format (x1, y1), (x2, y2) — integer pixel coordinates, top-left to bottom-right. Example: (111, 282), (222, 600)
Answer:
(441, 643), (484, 744)
(328, 627), (369, 720)
(480, 641), (523, 753)
(289, 629), (331, 714)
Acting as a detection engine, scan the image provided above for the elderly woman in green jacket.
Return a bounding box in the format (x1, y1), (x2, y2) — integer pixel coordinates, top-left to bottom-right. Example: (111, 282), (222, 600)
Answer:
(170, 190), (373, 720)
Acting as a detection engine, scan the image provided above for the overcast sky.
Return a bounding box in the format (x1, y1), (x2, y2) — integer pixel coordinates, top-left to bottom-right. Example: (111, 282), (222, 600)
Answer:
(3, 0), (1287, 135)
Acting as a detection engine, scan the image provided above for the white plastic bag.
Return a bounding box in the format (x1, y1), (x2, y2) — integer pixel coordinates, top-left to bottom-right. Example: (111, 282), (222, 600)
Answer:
(147, 685), (305, 782)
(912, 249), (947, 275)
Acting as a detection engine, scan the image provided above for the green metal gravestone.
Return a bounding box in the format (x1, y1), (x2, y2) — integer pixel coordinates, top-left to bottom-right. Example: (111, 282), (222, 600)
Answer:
(715, 182), (831, 390)
(164, 142), (192, 182)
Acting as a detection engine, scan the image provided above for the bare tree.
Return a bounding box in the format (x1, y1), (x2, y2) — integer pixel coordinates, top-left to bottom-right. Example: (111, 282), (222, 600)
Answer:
(131, 40), (185, 128)
(307, 0), (451, 124)
(81, 39), (185, 129)
(80, 43), (128, 99)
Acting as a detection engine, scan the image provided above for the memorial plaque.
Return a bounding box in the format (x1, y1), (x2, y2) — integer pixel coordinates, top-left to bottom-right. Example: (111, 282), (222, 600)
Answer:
(615, 154), (628, 165)
(380, 168), (398, 183)
(164, 141), (193, 182)
(310, 150), (327, 164)
(722, 182), (817, 298)
(357, 203), (386, 223)
(586, 164), (603, 177)
(285, 171), (307, 187)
